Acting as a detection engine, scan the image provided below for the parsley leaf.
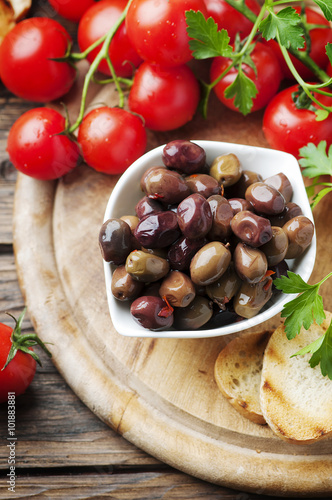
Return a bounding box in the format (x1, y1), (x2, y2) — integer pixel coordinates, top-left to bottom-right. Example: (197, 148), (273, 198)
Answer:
(292, 319), (332, 380)
(186, 10), (232, 59)
(299, 141), (332, 177)
(326, 42), (332, 65)
(259, 7), (305, 51)
(274, 271), (328, 339)
(275, 271), (332, 379)
(313, 0), (332, 22)
(224, 70), (258, 116)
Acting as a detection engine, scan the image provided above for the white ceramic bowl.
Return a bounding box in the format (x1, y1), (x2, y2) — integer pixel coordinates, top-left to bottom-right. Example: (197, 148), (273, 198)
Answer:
(102, 140), (316, 338)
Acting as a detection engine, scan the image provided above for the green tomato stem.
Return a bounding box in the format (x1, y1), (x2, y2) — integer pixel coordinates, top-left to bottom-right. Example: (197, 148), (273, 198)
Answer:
(68, 0), (134, 134)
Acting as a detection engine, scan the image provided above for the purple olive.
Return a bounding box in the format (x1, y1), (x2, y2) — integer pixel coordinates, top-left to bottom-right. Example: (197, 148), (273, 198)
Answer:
(130, 296), (174, 330)
(162, 140), (206, 174)
(230, 210), (272, 247)
(134, 211), (180, 248)
(177, 193), (212, 239)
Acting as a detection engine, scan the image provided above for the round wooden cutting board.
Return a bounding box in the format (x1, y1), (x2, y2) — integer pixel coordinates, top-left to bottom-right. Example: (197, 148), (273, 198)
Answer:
(12, 71), (332, 496)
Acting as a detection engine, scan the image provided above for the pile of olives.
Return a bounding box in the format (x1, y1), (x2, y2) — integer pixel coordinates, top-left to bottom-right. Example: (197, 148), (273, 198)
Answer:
(99, 140), (314, 332)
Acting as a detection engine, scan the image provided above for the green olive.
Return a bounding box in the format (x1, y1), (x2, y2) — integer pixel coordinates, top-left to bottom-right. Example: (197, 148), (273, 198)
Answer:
(260, 226), (288, 266)
(206, 263), (241, 308)
(125, 250), (169, 282)
(209, 153), (242, 187)
(159, 271), (196, 307)
(234, 243), (267, 284)
(111, 266), (144, 301)
(173, 296), (213, 330)
(190, 241), (231, 286)
(233, 278), (273, 319)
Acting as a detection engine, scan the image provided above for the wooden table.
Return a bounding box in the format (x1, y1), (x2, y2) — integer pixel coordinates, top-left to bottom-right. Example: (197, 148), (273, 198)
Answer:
(0, 86), (281, 500)
(0, 9), (331, 500)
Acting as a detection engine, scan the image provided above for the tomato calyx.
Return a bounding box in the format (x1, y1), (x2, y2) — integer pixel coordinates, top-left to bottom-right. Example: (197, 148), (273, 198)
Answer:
(292, 86), (316, 111)
(1, 308), (52, 371)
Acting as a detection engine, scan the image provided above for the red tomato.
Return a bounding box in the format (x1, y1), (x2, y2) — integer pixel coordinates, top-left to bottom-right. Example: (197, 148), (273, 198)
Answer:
(210, 41), (282, 113)
(125, 0), (208, 67)
(264, 7), (332, 81)
(128, 62), (200, 131)
(78, 0), (142, 77)
(203, 0), (261, 43)
(0, 313), (36, 403)
(77, 107), (147, 174)
(0, 18), (76, 102)
(7, 108), (80, 180)
(263, 84), (332, 158)
(48, 0), (95, 22)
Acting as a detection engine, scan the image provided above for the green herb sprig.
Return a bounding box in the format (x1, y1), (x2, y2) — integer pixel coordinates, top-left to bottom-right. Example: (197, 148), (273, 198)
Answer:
(274, 271), (332, 379)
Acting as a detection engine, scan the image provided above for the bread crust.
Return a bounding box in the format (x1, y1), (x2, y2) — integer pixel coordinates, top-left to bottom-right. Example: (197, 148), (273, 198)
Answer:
(260, 311), (332, 444)
(214, 330), (273, 425)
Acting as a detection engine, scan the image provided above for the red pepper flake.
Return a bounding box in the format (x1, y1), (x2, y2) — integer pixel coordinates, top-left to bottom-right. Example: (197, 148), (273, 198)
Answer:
(158, 295), (174, 318)
(259, 270), (275, 282)
(148, 193), (164, 200)
(263, 278), (273, 291)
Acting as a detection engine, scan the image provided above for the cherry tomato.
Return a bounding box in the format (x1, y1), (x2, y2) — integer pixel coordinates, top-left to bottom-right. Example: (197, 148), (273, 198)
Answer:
(78, 0), (142, 77)
(0, 309), (51, 404)
(210, 41), (282, 113)
(0, 18), (76, 103)
(262, 84), (332, 158)
(125, 0), (208, 67)
(48, 0), (95, 22)
(203, 0), (261, 43)
(77, 107), (147, 174)
(128, 62), (200, 131)
(7, 108), (80, 180)
(264, 7), (332, 81)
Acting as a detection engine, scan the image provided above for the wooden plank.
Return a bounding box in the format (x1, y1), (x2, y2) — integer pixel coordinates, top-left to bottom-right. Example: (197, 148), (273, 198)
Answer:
(0, 470), (269, 500)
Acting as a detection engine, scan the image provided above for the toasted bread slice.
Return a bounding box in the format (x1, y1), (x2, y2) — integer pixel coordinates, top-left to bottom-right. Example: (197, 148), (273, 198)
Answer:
(214, 330), (273, 424)
(260, 311), (332, 444)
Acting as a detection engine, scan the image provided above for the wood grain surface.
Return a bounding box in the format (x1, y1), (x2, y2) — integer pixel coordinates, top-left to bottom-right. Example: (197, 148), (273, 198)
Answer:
(11, 66), (332, 496)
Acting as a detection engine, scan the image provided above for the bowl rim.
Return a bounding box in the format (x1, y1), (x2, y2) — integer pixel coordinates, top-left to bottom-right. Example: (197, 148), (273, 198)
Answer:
(102, 140), (316, 338)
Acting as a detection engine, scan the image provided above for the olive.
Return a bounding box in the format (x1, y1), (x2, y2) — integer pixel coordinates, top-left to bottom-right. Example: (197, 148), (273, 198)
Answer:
(141, 247), (169, 259)
(209, 153), (242, 187)
(167, 236), (207, 271)
(270, 260), (289, 285)
(135, 196), (164, 219)
(283, 215), (315, 259)
(268, 202), (303, 227)
(120, 215), (141, 250)
(264, 172), (293, 204)
(185, 174), (220, 198)
(99, 218), (132, 264)
(206, 263), (241, 308)
(177, 193), (213, 240)
(233, 277), (273, 319)
(162, 140), (206, 174)
(228, 198), (254, 215)
(260, 226), (288, 266)
(190, 241), (231, 286)
(203, 308), (242, 329)
(230, 210), (272, 247)
(245, 182), (285, 215)
(111, 266), (144, 301)
(207, 195), (233, 241)
(225, 170), (263, 198)
(159, 271), (196, 307)
(234, 243), (268, 284)
(120, 215), (139, 232)
(173, 296), (213, 330)
(125, 250), (170, 282)
(134, 211), (180, 248)
(130, 296), (174, 330)
(141, 166), (190, 205)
